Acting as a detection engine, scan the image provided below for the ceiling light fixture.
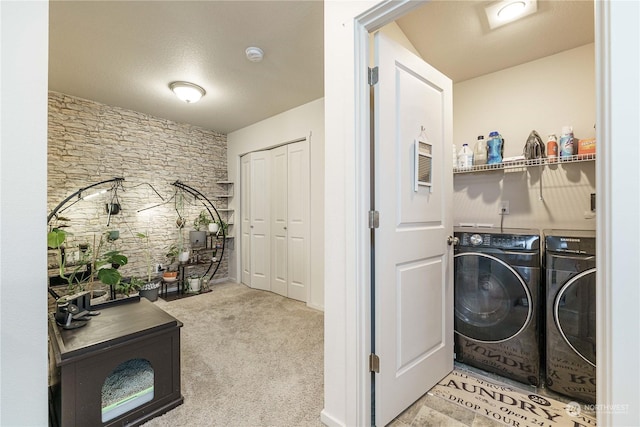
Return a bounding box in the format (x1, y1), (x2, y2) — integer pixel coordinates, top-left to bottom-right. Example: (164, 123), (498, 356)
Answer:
(498, 1), (526, 19)
(485, 0), (537, 29)
(245, 46), (264, 62)
(169, 81), (206, 103)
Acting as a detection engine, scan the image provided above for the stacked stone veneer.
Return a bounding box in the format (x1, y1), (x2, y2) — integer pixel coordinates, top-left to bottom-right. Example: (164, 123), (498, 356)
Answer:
(48, 91), (231, 291)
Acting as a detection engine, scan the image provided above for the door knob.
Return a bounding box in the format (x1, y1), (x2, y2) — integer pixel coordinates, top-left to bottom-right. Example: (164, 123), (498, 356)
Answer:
(447, 236), (459, 246)
(250, 225), (254, 229)
(284, 226), (287, 230)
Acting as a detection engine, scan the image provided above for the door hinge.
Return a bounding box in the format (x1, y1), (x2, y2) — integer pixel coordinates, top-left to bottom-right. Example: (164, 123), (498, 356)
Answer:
(369, 353), (380, 373)
(368, 66), (379, 86)
(368, 210), (379, 229)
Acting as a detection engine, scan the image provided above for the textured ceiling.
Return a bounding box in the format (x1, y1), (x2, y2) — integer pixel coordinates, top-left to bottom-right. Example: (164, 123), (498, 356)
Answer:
(397, 0), (594, 83)
(49, 1), (594, 135)
(49, 1), (324, 134)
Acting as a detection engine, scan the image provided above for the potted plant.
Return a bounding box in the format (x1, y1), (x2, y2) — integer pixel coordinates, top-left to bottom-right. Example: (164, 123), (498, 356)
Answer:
(186, 274), (201, 293)
(115, 276), (142, 298)
(138, 280), (160, 301)
(193, 210), (214, 231)
(175, 225), (190, 263)
(136, 232), (161, 300)
(95, 249), (128, 290)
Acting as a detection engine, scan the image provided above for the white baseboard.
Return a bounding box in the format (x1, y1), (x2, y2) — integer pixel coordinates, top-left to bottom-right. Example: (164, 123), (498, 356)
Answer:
(320, 409), (345, 427)
(307, 301), (325, 312)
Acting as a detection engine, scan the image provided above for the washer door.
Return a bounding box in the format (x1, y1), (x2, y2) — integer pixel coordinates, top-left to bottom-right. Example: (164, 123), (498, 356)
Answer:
(454, 252), (532, 343)
(554, 268), (597, 366)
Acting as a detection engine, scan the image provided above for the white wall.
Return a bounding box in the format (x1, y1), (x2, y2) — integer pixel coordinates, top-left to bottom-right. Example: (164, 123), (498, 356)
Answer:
(227, 98), (325, 310)
(0, 1), (48, 425)
(454, 44), (596, 155)
(453, 44), (596, 231)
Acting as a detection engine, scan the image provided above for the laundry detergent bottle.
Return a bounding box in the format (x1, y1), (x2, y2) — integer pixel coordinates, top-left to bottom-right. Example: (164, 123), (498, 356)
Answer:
(474, 135), (487, 165)
(457, 144), (474, 169)
(487, 131), (503, 164)
(559, 126), (574, 159)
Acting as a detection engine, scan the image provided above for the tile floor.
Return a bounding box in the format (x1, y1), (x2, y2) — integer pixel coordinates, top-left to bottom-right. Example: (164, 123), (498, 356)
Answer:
(387, 363), (580, 427)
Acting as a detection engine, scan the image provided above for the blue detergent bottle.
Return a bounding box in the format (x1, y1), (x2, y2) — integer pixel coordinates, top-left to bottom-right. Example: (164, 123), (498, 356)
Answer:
(487, 131), (503, 164)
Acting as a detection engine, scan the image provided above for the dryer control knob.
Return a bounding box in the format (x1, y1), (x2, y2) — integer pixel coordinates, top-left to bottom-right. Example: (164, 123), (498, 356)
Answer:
(470, 234), (483, 246)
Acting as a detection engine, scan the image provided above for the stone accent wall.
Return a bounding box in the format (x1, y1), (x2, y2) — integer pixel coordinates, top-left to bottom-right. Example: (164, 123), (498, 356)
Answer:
(48, 91), (231, 291)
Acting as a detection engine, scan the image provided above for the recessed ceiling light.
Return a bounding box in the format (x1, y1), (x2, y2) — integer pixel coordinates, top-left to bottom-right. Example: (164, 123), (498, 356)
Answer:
(485, 0), (537, 29)
(169, 81), (206, 103)
(245, 46), (264, 62)
(498, 1), (526, 19)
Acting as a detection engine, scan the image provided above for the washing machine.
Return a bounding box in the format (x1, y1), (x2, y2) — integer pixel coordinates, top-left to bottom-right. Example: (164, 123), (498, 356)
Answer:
(544, 229), (596, 404)
(454, 227), (541, 386)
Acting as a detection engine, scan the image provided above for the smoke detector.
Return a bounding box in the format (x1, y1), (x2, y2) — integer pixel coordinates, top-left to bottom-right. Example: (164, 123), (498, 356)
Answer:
(245, 47), (264, 62)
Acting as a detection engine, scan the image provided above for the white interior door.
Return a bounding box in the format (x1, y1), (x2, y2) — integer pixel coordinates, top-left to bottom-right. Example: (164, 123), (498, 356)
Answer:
(241, 154), (251, 286)
(373, 32), (454, 426)
(270, 145), (288, 297)
(286, 140), (310, 302)
(249, 151), (271, 291)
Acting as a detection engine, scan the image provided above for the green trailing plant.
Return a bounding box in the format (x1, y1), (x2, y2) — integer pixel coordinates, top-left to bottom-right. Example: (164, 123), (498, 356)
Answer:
(135, 231), (153, 283)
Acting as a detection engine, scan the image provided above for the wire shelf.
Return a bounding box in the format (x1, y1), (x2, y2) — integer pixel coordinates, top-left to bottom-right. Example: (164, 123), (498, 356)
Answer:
(453, 153), (595, 174)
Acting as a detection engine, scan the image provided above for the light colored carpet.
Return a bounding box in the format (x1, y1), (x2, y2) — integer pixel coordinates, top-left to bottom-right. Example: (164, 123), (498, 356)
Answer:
(143, 281), (324, 427)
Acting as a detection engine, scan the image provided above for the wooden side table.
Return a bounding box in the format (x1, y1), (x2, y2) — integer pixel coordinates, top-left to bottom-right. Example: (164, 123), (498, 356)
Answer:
(48, 298), (183, 426)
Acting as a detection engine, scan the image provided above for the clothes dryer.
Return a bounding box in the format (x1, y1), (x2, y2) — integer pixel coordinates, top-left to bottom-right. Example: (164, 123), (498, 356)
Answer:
(454, 228), (541, 386)
(544, 230), (596, 404)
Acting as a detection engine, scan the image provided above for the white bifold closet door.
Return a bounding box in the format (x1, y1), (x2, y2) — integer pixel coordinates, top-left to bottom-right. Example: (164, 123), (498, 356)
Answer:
(241, 150), (271, 291)
(241, 140), (310, 302)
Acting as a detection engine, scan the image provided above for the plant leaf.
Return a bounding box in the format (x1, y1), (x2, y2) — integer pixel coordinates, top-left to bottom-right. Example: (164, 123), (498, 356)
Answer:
(97, 268), (122, 286)
(47, 229), (67, 248)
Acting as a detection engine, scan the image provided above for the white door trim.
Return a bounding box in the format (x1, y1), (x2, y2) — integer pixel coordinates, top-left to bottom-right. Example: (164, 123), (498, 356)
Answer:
(595, 2), (640, 425)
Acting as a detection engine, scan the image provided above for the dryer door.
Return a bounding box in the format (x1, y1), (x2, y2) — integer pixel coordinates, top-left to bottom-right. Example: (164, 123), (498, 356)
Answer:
(554, 268), (597, 366)
(454, 252), (532, 343)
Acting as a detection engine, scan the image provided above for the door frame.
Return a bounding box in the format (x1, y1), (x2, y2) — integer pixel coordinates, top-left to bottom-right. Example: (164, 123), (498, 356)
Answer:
(343, 1), (620, 426)
(350, 2), (437, 425)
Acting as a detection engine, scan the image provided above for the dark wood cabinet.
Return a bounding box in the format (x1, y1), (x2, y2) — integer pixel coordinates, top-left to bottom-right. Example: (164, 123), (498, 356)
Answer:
(49, 298), (183, 426)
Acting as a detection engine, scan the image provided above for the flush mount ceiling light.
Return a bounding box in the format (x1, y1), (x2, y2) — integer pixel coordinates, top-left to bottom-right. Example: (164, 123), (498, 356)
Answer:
(245, 46), (264, 62)
(169, 81), (206, 103)
(485, 0), (537, 29)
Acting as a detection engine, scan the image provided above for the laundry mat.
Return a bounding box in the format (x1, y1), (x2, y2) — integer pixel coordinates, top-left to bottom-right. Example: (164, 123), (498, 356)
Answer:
(428, 370), (596, 427)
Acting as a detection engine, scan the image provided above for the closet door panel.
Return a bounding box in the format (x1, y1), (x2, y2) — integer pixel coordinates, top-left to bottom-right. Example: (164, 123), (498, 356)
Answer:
(287, 141), (310, 302)
(249, 151), (270, 291)
(240, 154), (251, 286)
(270, 146), (288, 297)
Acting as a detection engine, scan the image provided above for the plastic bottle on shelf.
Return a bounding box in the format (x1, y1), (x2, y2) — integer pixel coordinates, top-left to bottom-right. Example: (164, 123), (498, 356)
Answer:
(474, 135), (487, 166)
(457, 144), (473, 169)
(487, 131), (503, 164)
(547, 134), (558, 163)
(559, 126), (574, 160)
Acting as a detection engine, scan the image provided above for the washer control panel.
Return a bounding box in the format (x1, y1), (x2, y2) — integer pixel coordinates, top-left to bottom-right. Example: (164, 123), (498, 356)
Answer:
(457, 232), (539, 250)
